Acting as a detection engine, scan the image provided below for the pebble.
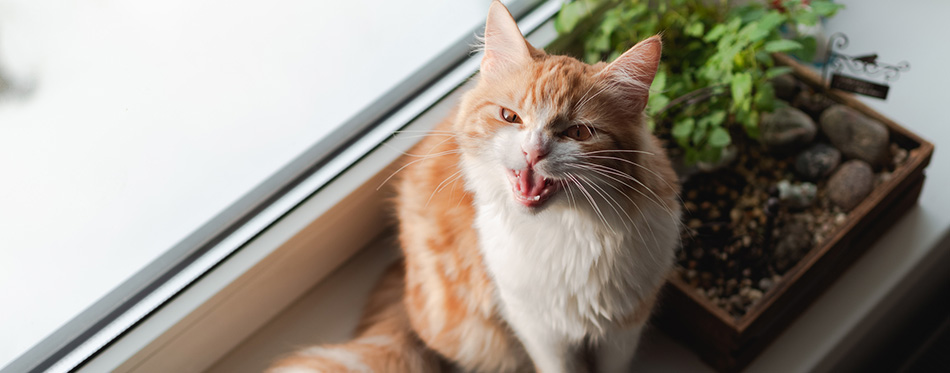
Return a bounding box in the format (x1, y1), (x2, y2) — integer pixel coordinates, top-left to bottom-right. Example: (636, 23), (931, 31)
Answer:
(729, 294), (744, 310)
(835, 213), (847, 224)
(891, 143), (908, 166)
(820, 105), (890, 166)
(776, 180), (818, 208)
(795, 143), (841, 180)
(772, 220), (812, 273)
(747, 289), (764, 302)
(827, 160), (874, 211)
(793, 90), (836, 121)
(772, 74), (800, 101)
(760, 106), (817, 152)
(759, 277), (774, 291)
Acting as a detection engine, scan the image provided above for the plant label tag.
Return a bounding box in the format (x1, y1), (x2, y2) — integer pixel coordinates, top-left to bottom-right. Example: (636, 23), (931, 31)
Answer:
(830, 73), (890, 99)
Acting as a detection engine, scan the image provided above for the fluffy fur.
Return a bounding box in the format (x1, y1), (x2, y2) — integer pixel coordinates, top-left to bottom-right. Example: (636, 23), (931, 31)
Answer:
(269, 2), (680, 372)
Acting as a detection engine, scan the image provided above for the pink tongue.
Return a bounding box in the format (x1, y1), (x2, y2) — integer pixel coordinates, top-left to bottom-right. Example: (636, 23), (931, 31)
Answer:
(518, 168), (546, 198)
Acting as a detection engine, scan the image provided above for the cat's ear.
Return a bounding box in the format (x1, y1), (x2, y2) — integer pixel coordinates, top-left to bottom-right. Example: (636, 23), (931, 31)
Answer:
(597, 35), (662, 113)
(481, 1), (531, 76)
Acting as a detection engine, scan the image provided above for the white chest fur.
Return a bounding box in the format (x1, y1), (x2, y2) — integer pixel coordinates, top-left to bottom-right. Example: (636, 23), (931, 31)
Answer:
(473, 192), (678, 340)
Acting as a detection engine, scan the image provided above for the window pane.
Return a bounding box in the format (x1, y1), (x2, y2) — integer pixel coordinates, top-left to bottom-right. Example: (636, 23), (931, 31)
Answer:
(0, 0), (502, 367)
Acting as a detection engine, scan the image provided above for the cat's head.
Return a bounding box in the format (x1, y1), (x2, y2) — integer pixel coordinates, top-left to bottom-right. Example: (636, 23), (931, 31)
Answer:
(456, 1), (662, 212)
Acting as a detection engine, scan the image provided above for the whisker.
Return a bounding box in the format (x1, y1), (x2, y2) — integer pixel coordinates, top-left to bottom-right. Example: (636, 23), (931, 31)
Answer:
(563, 175), (579, 211)
(573, 164), (680, 246)
(572, 162), (680, 229)
(388, 133), (458, 141)
(568, 174), (611, 232)
(381, 142), (459, 158)
(575, 174), (628, 236)
(572, 82), (599, 113)
(580, 171), (661, 267)
(573, 174), (620, 236)
(574, 82), (614, 112)
(426, 169), (464, 207)
(580, 155), (686, 216)
(392, 129), (463, 134)
(579, 149), (655, 156)
(574, 162), (667, 212)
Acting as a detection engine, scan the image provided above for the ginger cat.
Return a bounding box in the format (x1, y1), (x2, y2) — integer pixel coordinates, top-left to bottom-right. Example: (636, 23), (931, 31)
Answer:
(269, 2), (680, 372)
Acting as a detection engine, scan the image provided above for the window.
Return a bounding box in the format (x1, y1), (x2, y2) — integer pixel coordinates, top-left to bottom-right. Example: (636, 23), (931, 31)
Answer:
(0, 0), (558, 371)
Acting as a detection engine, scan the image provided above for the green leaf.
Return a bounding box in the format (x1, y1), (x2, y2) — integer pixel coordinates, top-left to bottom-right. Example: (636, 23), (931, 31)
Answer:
(692, 118), (708, 145)
(791, 36), (818, 62)
(794, 11), (820, 26)
(765, 66), (794, 79)
(707, 110), (727, 126)
(730, 72), (753, 104)
(754, 83), (778, 111)
(651, 70), (667, 92)
(584, 50), (602, 64)
(764, 39), (803, 53)
(600, 8), (622, 35)
(811, 0), (845, 17)
(684, 148), (700, 165)
(737, 109), (761, 138)
(703, 24), (727, 42)
(555, 1), (588, 34)
(647, 94), (670, 116)
(672, 117), (695, 145)
(747, 12), (784, 42)
(685, 21), (704, 37)
(592, 32), (612, 52)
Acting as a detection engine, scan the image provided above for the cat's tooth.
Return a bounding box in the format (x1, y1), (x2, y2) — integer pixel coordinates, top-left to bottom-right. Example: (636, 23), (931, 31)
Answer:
(533, 195), (541, 201)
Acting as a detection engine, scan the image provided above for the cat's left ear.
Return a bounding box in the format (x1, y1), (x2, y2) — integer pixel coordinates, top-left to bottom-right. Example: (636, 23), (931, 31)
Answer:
(481, 1), (532, 77)
(597, 35), (662, 113)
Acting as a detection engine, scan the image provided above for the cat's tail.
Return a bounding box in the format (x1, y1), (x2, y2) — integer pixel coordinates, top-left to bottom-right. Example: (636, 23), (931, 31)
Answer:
(267, 261), (441, 373)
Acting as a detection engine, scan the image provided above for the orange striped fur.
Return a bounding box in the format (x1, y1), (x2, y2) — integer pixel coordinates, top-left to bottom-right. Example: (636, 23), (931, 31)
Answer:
(268, 2), (680, 372)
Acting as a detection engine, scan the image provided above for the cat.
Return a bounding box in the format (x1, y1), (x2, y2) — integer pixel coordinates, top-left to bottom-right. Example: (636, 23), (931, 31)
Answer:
(268, 1), (680, 372)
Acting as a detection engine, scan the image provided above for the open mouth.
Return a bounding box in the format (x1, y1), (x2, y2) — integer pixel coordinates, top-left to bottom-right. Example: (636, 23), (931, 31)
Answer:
(507, 167), (561, 208)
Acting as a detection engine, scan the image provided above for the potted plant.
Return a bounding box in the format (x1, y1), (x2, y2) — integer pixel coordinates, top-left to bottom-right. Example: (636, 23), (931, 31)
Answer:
(553, 0), (933, 371)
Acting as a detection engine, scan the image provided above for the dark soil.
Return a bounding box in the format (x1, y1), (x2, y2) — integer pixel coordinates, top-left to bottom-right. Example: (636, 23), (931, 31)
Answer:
(660, 89), (911, 319)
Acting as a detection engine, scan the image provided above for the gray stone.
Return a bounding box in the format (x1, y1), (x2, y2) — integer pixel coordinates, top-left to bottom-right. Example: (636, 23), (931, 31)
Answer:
(793, 90), (836, 121)
(772, 219), (812, 273)
(795, 143), (841, 180)
(776, 180), (818, 208)
(820, 105), (890, 166)
(760, 106), (817, 152)
(771, 74), (800, 102)
(827, 160), (874, 211)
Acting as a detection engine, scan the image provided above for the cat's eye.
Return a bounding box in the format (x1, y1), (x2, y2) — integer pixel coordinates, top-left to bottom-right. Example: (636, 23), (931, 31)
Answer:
(561, 125), (593, 141)
(500, 107), (522, 124)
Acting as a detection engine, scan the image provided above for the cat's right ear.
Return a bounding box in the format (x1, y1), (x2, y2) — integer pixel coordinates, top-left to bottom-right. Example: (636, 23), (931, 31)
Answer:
(481, 1), (531, 76)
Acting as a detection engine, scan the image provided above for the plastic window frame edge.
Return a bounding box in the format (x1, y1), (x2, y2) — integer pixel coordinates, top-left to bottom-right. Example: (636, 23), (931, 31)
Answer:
(2, 2), (564, 372)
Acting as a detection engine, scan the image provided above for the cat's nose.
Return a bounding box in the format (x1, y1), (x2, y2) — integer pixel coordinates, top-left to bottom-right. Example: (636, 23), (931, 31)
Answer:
(523, 146), (548, 166)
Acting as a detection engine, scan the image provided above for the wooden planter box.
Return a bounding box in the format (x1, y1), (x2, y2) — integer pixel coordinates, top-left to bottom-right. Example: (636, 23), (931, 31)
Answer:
(653, 54), (934, 372)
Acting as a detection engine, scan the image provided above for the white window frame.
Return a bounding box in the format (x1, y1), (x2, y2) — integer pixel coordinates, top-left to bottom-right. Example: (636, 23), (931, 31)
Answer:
(3, 2), (563, 372)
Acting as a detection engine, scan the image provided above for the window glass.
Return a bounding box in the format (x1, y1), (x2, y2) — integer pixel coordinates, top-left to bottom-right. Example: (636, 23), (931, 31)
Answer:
(0, 0), (505, 367)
